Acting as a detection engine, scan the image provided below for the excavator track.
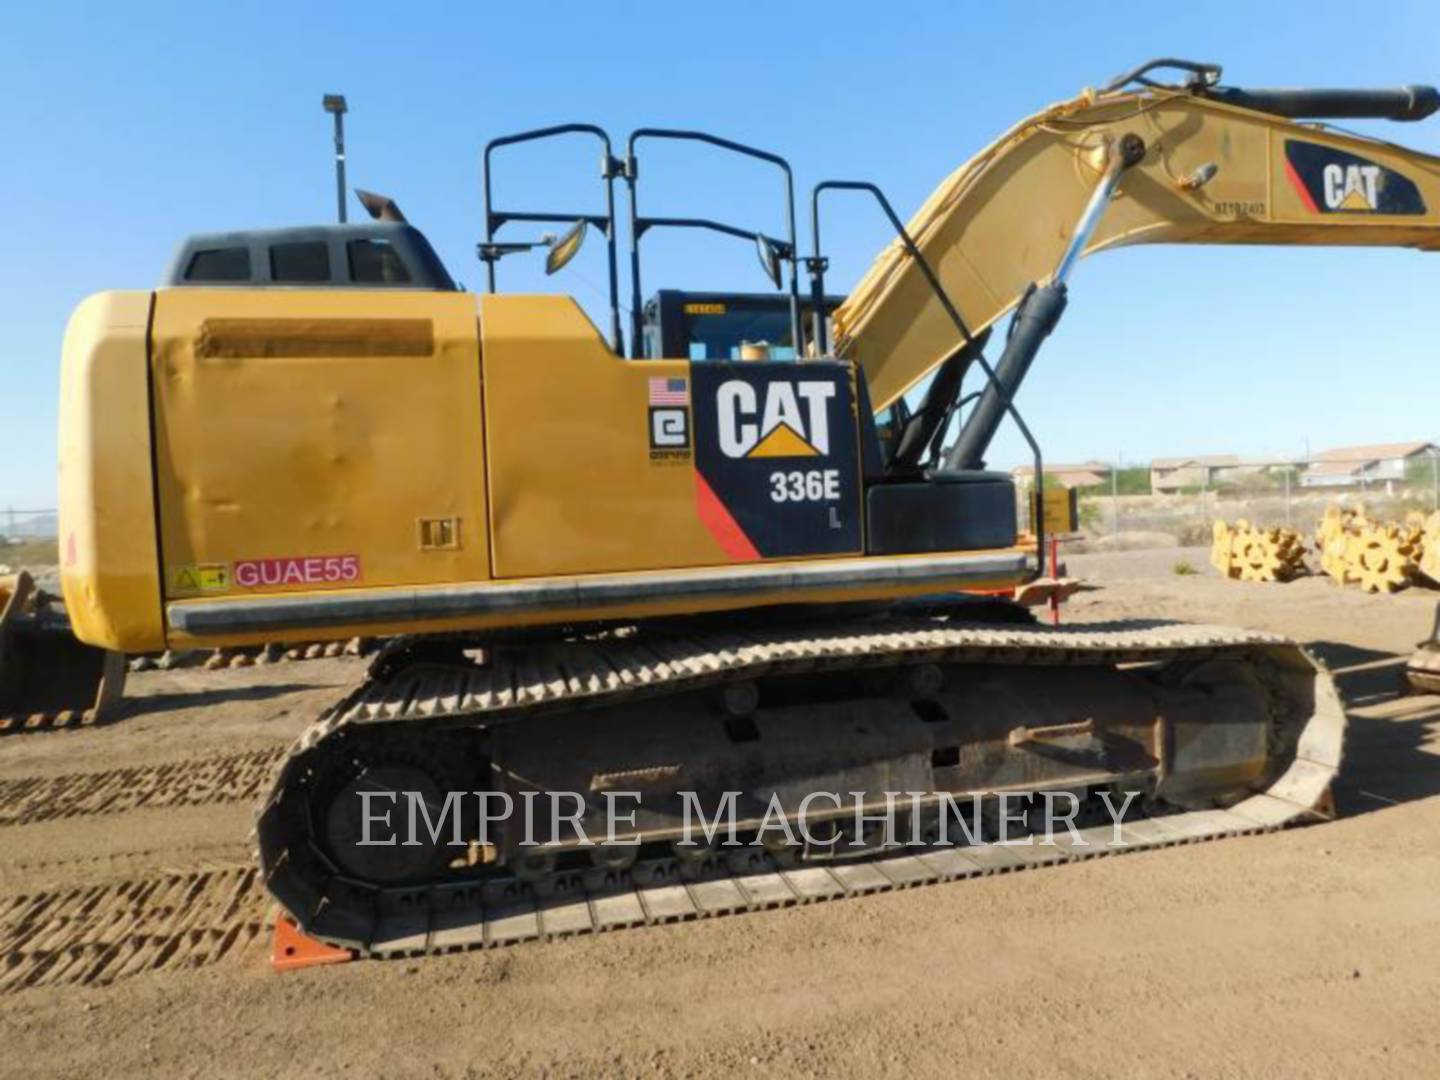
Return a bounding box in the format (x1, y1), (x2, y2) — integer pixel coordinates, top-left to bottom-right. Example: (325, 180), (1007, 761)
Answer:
(130, 637), (378, 674)
(257, 618), (1345, 957)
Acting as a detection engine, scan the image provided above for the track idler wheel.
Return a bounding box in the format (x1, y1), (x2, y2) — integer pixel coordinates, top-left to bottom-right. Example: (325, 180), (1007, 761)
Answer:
(314, 734), (473, 885)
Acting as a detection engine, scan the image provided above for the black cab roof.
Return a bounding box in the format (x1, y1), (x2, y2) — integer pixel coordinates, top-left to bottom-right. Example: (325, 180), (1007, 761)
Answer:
(164, 222), (457, 291)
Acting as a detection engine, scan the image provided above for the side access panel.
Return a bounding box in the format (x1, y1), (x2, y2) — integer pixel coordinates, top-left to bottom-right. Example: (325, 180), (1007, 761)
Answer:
(152, 289), (490, 638)
(479, 296), (862, 577)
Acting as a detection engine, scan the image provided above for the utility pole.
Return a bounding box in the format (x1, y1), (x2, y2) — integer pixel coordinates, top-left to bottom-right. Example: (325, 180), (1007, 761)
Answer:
(1111, 454), (1120, 538)
(322, 94), (348, 223)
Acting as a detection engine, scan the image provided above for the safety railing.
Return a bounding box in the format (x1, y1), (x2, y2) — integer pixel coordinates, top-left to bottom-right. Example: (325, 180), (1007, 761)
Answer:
(808, 180), (1047, 574)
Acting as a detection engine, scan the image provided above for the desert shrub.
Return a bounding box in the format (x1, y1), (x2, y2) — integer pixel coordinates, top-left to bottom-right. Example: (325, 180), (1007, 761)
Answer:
(1174, 521), (1213, 547)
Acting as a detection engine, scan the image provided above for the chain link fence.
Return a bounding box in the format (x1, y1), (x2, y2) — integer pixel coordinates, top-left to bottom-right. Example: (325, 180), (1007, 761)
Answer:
(1066, 452), (1440, 552)
(2, 508), (58, 541)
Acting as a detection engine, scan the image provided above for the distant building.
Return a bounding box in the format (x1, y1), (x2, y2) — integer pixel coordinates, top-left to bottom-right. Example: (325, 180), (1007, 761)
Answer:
(1150, 455), (1241, 493)
(1011, 442), (1438, 495)
(1011, 461), (1111, 490)
(1301, 441), (1439, 488)
(1150, 455), (1305, 492)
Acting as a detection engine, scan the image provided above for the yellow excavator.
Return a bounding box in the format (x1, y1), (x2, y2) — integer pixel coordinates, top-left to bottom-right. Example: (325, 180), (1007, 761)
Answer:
(54, 60), (1438, 952)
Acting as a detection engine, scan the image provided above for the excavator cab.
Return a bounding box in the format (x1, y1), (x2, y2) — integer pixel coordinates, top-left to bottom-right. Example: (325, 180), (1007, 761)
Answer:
(164, 201), (456, 291)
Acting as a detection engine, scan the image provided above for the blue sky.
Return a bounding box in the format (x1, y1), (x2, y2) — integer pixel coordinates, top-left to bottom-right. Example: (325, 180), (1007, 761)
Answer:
(3, 1), (1439, 509)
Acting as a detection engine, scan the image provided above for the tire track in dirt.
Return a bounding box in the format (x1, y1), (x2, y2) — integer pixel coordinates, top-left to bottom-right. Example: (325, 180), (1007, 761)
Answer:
(0, 867), (269, 990)
(0, 749), (284, 826)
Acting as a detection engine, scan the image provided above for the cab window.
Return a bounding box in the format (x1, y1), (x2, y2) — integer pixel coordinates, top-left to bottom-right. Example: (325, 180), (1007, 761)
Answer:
(185, 246), (251, 282)
(348, 239), (412, 284)
(270, 241), (331, 282)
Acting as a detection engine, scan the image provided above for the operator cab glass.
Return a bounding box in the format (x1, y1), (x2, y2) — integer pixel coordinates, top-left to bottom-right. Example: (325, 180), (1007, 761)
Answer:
(270, 241), (331, 283)
(641, 290), (843, 361)
(681, 302), (796, 359)
(348, 238), (413, 284)
(184, 246), (252, 283)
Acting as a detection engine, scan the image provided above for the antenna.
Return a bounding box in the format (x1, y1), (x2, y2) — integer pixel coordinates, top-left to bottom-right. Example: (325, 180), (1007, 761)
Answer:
(322, 93), (349, 223)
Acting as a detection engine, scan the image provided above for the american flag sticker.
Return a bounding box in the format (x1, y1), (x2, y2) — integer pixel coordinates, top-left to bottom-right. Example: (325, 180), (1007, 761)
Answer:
(648, 377), (689, 405)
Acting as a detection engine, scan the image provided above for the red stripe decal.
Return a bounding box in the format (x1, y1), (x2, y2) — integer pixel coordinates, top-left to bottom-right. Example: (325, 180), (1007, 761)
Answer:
(1284, 156), (1319, 213)
(694, 471), (761, 562)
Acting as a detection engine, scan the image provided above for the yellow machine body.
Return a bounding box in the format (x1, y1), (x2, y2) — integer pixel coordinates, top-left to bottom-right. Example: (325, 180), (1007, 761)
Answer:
(57, 292), (166, 653)
(58, 77), (1440, 657)
(59, 291), (1025, 652)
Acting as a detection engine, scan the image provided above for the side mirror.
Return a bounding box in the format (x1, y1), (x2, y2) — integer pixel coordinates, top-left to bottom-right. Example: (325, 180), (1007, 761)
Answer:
(545, 219), (588, 275)
(755, 233), (782, 289)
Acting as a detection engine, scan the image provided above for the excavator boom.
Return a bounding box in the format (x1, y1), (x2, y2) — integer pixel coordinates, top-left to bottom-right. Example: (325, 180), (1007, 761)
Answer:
(835, 67), (1440, 411)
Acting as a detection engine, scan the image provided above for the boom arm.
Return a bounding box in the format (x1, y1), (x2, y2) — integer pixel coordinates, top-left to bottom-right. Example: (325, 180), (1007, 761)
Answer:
(833, 73), (1440, 413)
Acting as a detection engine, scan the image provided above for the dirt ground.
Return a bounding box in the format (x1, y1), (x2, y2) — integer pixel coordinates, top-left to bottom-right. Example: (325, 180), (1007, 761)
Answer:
(1, 552), (1438, 1079)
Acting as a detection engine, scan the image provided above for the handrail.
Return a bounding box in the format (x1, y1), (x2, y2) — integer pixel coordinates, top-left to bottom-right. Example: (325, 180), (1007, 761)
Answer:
(624, 128), (801, 359)
(809, 179), (1045, 575)
(481, 123), (623, 352)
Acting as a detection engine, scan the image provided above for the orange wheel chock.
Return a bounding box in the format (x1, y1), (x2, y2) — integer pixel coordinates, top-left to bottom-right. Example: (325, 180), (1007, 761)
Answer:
(271, 914), (354, 973)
